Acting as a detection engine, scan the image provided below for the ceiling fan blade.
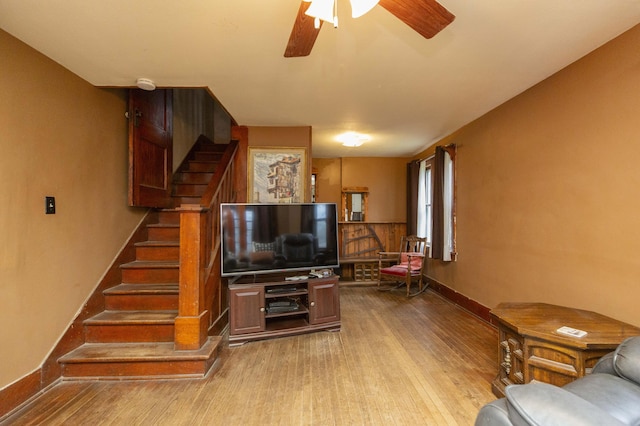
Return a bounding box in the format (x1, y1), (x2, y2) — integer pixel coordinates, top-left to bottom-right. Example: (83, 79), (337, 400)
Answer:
(378, 0), (455, 39)
(284, 1), (324, 58)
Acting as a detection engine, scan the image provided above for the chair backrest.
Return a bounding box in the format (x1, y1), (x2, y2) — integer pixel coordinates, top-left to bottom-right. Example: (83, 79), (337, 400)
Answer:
(399, 235), (428, 254)
(398, 235), (428, 273)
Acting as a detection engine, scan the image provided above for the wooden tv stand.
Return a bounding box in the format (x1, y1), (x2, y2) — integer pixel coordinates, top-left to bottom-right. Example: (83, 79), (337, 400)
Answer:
(490, 302), (640, 397)
(228, 274), (340, 346)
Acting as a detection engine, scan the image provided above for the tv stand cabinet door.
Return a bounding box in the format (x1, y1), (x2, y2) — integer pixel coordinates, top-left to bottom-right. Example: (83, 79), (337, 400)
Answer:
(308, 278), (340, 325)
(229, 286), (265, 335)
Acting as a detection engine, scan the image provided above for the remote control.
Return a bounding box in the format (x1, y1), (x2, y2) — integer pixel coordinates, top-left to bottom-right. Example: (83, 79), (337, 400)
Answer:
(556, 326), (587, 338)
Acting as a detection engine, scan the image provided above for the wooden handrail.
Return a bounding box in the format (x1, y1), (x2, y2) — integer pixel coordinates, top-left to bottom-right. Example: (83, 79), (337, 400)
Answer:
(174, 140), (238, 350)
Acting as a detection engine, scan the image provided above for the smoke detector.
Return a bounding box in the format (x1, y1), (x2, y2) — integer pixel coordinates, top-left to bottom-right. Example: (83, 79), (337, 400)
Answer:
(136, 78), (156, 91)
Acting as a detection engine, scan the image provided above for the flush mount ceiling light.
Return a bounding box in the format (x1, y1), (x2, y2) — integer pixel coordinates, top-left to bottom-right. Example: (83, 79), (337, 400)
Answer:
(303, 0), (380, 29)
(136, 78), (156, 91)
(337, 131), (371, 147)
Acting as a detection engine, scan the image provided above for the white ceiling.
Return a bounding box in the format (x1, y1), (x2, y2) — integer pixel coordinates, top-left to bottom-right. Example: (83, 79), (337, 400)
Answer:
(1, 0), (639, 157)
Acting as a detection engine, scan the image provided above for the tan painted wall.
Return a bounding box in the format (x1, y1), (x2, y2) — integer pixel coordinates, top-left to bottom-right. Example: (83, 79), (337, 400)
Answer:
(0, 30), (146, 389)
(342, 157), (408, 222)
(248, 126), (311, 149)
(312, 158), (342, 205)
(312, 157), (408, 222)
(429, 25), (640, 326)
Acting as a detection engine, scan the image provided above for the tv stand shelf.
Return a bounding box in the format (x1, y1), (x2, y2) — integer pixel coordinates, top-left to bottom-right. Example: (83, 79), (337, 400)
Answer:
(229, 275), (341, 346)
(265, 307), (309, 319)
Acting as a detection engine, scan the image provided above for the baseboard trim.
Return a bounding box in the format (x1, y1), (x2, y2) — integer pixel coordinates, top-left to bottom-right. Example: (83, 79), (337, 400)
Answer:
(426, 277), (494, 325)
(0, 370), (41, 420)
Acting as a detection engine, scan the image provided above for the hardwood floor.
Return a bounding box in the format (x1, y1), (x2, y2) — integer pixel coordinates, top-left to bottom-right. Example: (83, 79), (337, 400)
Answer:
(1, 287), (498, 425)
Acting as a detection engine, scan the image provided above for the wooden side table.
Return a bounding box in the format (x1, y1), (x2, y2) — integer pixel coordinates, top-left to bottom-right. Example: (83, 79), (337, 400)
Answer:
(490, 302), (640, 397)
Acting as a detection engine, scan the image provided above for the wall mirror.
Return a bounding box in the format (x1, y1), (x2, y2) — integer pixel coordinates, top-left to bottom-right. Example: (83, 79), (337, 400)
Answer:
(341, 186), (368, 222)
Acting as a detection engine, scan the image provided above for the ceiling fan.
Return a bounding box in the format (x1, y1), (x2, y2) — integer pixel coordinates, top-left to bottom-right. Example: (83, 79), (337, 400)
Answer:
(284, 0), (455, 57)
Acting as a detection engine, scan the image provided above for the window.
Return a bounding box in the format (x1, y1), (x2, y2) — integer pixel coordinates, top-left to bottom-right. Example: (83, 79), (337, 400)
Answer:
(417, 160), (432, 244)
(314, 203), (328, 249)
(416, 145), (456, 261)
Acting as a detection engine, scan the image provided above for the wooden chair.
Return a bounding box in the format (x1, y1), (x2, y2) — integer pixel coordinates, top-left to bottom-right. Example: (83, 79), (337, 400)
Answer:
(377, 235), (428, 297)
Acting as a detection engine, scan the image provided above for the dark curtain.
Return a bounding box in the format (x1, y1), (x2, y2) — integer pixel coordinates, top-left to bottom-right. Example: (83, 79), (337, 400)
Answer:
(431, 146), (445, 260)
(406, 161), (420, 236)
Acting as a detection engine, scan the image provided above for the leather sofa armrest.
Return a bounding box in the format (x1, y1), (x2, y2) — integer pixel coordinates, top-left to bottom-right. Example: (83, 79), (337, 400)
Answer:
(474, 398), (512, 426)
(504, 382), (626, 426)
(592, 351), (616, 375)
(613, 336), (640, 386)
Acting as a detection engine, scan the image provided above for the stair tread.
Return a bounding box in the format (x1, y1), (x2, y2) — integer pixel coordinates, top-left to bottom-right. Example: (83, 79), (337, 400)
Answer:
(135, 240), (179, 247)
(120, 260), (179, 269)
(86, 310), (178, 324)
(104, 283), (178, 295)
(188, 159), (218, 163)
(59, 337), (222, 363)
(146, 223), (179, 229)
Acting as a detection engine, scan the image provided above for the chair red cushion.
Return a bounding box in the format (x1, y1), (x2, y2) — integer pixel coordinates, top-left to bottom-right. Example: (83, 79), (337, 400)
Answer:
(380, 265), (418, 277)
(380, 251), (424, 277)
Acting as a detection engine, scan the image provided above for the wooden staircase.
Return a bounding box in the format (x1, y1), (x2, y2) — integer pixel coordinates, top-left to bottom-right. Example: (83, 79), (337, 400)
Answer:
(58, 139), (232, 380)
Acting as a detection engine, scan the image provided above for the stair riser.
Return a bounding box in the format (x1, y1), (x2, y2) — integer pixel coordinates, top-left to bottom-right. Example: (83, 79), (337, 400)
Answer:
(194, 152), (223, 162)
(172, 196), (202, 205)
(196, 143), (227, 153)
(174, 172), (214, 184)
(147, 227), (179, 241)
(173, 183), (208, 196)
(84, 324), (174, 343)
(121, 268), (179, 284)
(157, 211), (180, 225)
(104, 294), (178, 311)
(61, 358), (217, 379)
(187, 162), (217, 172)
(135, 246), (179, 261)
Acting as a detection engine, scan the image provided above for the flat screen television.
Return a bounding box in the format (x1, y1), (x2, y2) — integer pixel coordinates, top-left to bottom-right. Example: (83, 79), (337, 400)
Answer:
(220, 203), (340, 277)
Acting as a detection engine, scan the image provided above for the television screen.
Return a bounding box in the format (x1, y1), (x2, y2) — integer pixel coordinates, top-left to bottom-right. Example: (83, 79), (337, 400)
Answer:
(220, 203), (340, 277)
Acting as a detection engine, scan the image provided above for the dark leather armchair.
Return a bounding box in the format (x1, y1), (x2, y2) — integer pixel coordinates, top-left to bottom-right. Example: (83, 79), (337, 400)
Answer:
(273, 233), (318, 267)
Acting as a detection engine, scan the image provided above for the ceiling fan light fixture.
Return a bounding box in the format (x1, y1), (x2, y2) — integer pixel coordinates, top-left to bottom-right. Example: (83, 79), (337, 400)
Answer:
(350, 0), (380, 18)
(337, 131), (371, 147)
(305, 0), (338, 27)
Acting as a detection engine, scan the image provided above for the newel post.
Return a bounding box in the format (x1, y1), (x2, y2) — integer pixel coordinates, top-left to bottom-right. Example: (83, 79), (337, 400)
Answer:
(175, 204), (210, 350)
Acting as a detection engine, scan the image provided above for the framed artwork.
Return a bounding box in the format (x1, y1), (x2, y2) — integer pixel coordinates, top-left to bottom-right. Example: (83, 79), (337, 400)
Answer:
(248, 147), (307, 203)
